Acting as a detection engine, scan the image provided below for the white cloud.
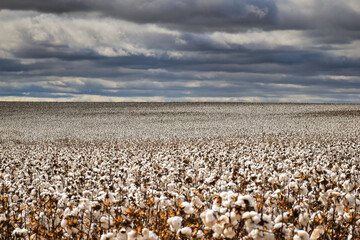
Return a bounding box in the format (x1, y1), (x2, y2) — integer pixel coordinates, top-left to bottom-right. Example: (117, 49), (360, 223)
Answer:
(0, 10), (181, 58)
(0, 94), (167, 102)
(257, 83), (308, 89)
(210, 30), (311, 50)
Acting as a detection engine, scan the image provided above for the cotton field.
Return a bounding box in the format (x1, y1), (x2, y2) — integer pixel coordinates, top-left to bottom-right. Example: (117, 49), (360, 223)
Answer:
(0, 103), (359, 239)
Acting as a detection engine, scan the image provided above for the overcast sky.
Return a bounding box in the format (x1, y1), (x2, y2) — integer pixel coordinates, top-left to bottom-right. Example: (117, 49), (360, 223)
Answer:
(0, 0), (359, 102)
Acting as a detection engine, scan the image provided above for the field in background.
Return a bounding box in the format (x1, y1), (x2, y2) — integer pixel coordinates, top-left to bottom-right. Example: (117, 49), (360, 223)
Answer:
(0, 102), (359, 142)
(0, 103), (359, 239)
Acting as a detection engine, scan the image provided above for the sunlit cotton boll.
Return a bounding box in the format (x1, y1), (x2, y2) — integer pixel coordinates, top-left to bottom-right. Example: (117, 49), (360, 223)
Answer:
(192, 196), (204, 208)
(310, 226), (323, 240)
(243, 211), (261, 232)
(12, 228), (28, 238)
(344, 193), (356, 207)
(299, 212), (310, 226)
(200, 209), (217, 228)
(223, 227), (236, 238)
(288, 181), (299, 191)
(279, 173), (288, 182)
(196, 230), (205, 239)
(127, 230), (138, 240)
(294, 230), (310, 240)
(229, 211), (241, 225)
(0, 214), (7, 222)
(100, 216), (113, 229)
(100, 232), (114, 240)
(167, 216), (183, 232)
(61, 218), (68, 228)
(249, 229), (274, 240)
(235, 195), (257, 211)
(117, 228), (128, 240)
(212, 223), (224, 235)
(142, 228), (159, 240)
(181, 201), (195, 214)
(218, 214), (230, 225)
(300, 184), (308, 195)
(179, 227), (192, 237)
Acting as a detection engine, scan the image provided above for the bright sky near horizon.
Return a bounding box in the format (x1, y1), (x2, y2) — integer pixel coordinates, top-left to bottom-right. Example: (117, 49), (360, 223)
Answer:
(0, 0), (359, 102)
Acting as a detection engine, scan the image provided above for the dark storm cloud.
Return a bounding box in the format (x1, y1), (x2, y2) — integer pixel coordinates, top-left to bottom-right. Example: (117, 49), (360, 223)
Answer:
(0, 0), (89, 13)
(0, 0), (277, 31)
(14, 45), (103, 61)
(0, 58), (29, 72)
(5, 41), (360, 80)
(1, 0), (360, 35)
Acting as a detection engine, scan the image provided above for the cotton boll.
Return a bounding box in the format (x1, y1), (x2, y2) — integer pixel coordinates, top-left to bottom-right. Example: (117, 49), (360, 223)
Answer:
(100, 232), (114, 240)
(336, 204), (344, 215)
(344, 180), (353, 192)
(100, 216), (113, 229)
(71, 227), (79, 234)
(279, 173), (288, 182)
(12, 228), (28, 238)
(0, 214), (7, 222)
(180, 227), (192, 236)
(79, 198), (91, 211)
(192, 196), (204, 208)
(201, 210), (216, 227)
(288, 182), (299, 191)
(167, 216), (183, 232)
(212, 223), (224, 235)
(105, 191), (115, 204)
(236, 195), (257, 211)
(268, 177), (276, 184)
(243, 211), (260, 232)
(61, 219), (68, 228)
(223, 227), (236, 239)
(218, 214), (229, 225)
(242, 211), (258, 220)
(117, 228), (128, 240)
(344, 212), (352, 221)
(142, 228), (158, 240)
(356, 199), (360, 211)
(261, 214), (274, 230)
(299, 212), (309, 226)
(222, 200), (232, 208)
(294, 230), (310, 240)
(213, 232), (221, 239)
(274, 222), (284, 230)
(318, 193), (329, 207)
(219, 207), (227, 214)
(196, 230), (205, 239)
(249, 229), (274, 240)
(264, 191), (272, 200)
(229, 211), (240, 224)
(127, 230), (138, 240)
(330, 172), (337, 181)
(220, 192), (228, 199)
(300, 184), (308, 195)
(181, 202), (195, 214)
(12, 194), (19, 202)
(344, 193), (356, 207)
(159, 196), (171, 207)
(275, 212), (290, 224)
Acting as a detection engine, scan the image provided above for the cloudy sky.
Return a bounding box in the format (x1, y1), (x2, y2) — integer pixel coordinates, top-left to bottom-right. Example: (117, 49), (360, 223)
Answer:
(0, 0), (359, 102)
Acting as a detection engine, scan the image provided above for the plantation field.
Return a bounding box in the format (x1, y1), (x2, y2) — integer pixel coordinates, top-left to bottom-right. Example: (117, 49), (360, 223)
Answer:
(0, 103), (359, 239)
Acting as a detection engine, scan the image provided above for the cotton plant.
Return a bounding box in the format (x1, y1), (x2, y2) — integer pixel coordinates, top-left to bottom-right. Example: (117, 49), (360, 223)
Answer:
(1, 134), (360, 239)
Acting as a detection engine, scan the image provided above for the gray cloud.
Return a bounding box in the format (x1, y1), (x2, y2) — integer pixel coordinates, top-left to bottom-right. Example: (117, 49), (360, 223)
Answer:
(0, 1), (359, 103)
(0, 0), (89, 13)
(1, 0), (359, 35)
(0, 0), (277, 31)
